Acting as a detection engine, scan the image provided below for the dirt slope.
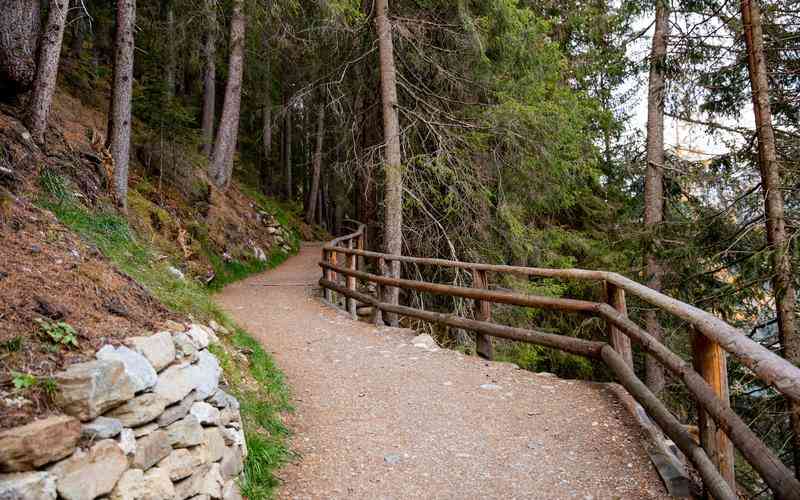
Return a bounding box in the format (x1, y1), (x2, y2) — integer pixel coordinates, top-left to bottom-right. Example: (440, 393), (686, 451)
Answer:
(215, 243), (668, 499)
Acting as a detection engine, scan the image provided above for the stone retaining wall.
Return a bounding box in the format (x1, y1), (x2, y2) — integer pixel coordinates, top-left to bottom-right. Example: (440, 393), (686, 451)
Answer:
(0, 322), (246, 500)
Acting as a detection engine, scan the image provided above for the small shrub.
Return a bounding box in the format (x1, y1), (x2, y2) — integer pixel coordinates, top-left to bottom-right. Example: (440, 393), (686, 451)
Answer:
(11, 371), (37, 391)
(0, 336), (23, 352)
(35, 318), (79, 348)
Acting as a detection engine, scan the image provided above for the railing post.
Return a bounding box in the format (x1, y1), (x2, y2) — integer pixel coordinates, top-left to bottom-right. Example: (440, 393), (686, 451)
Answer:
(323, 248), (332, 302)
(357, 231), (365, 271)
(373, 256), (385, 326)
(472, 269), (493, 360)
(346, 240), (357, 319)
(692, 329), (735, 495)
(330, 249), (339, 306)
(605, 282), (633, 369)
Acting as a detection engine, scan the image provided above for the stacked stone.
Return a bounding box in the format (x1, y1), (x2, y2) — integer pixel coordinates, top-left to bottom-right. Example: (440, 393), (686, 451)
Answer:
(259, 211), (293, 254)
(0, 323), (246, 500)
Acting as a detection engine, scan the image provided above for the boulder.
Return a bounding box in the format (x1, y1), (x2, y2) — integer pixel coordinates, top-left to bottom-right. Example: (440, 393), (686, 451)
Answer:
(219, 446), (243, 480)
(0, 415), (80, 472)
(117, 428), (136, 457)
(208, 320), (229, 335)
(193, 351), (221, 399)
(154, 362), (197, 405)
(81, 416), (123, 440)
(222, 479), (243, 500)
(185, 325), (211, 350)
(206, 390), (238, 411)
(110, 467), (175, 500)
(191, 428), (226, 465)
(157, 448), (200, 481)
(158, 391), (197, 427)
(165, 416), (204, 448)
(106, 394), (167, 427)
(49, 439), (128, 500)
(174, 463), (223, 500)
(132, 430), (172, 471)
(0, 471), (57, 499)
(97, 345), (158, 393)
(173, 333), (198, 359)
(54, 360), (136, 420)
(127, 332), (175, 372)
(190, 402), (220, 426)
(163, 319), (185, 332)
(132, 422), (159, 438)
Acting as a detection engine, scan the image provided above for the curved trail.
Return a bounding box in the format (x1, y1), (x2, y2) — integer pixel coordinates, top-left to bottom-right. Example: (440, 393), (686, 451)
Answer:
(216, 243), (667, 499)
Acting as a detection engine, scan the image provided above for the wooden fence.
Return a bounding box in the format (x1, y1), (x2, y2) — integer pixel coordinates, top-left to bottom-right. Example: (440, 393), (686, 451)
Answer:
(319, 223), (800, 500)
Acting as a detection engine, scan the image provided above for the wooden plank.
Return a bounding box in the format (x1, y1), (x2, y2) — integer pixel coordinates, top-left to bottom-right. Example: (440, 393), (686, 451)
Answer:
(606, 283), (633, 369)
(472, 269), (493, 360)
(373, 256), (385, 326)
(322, 249), (332, 302)
(346, 240), (357, 319)
(692, 330), (736, 496)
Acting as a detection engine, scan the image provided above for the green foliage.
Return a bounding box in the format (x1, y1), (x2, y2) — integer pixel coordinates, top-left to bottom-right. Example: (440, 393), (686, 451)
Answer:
(11, 371), (37, 391)
(38, 169), (73, 205)
(0, 336), (23, 352)
(35, 319), (79, 348)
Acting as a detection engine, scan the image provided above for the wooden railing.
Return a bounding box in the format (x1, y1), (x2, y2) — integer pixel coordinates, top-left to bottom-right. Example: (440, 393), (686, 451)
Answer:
(319, 223), (800, 500)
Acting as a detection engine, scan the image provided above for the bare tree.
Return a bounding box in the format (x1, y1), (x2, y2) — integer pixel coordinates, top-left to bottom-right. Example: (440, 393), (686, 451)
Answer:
(375, 0), (403, 324)
(201, 0), (216, 157)
(740, 0), (800, 476)
(28, 0), (69, 143)
(305, 103), (325, 224)
(109, 0), (136, 211)
(0, 0), (40, 95)
(643, 0), (669, 395)
(209, 0), (245, 188)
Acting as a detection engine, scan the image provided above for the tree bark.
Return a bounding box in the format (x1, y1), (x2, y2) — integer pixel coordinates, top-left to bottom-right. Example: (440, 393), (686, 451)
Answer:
(200, 0), (216, 158)
(643, 0), (669, 396)
(261, 98), (272, 193)
(28, 0), (69, 144)
(375, 0), (403, 324)
(305, 103), (325, 224)
(0, 0), (40, 96)
(164, 1), (176, 98)
(741, 0), (800, 477)
(109, 0), (136, 211)
(284, 104), (293, 199)
(209, 0), (245, 188)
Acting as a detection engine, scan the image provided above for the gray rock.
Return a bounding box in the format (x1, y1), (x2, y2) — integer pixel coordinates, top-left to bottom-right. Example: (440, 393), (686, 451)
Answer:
(194, 428), (226, 464)
(165, 416), (204, 448)
(54, 360), (137, 421)
(174, 464), (223, 500)
(0, 415), (81, 472)
(97, 345), (158, 393)
(194, 351), (221, 400)
(105, 394), (167, 427)
(221, 480), (243, 500)
(82, 416), (123, 440)
(157, 449), (200, 481)
(157, 391), (197, 427)
(208, 320), (229, 335)
(154, 362), (197, 405)
(0, 471), (57, 499)
(132, 422), (159, 438)
(110, 467), (175, 500)
(218, 409), (240, 427)
(132, 430), (172, 471)
(219, 446), (243, 480)
(384, 453), (401, 465)
(117, 428), (136, 457)
(128, 332), (175, 372)
(190, 402), (220, 426)
(173, 333), (198, 359)
(185, 325), (211, 350)
(206, 390), (238, 411)
(49, 440), (128, 500)
(411, 334), (439, 351)
(218, 427), (246, 457)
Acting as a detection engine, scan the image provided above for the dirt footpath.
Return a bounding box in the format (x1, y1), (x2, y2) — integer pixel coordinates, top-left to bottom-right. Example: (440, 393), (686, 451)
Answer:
(215, 243), (668, 499)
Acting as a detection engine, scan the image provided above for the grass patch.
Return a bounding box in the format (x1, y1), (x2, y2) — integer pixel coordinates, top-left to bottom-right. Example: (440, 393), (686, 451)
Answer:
(40, 194), (292, 498)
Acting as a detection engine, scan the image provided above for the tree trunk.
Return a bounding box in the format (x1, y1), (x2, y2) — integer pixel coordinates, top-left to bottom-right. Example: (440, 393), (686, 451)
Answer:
(70, 0), (85, 59)
(305, 103), (325, 224)
(643, 0), (669, 396)
(28, 0), (69, 144)
(375, 0), (403, 324)
(200, 0), (216, 158)
(164, 2), (176, 98)
(109, 0), (136, 211)
(741, 0), (800, 477)
(261, 100), (271, 194)
(208, 0), (245, 188)
(0, 0), (40, 96)
(284, 105), (292, 199)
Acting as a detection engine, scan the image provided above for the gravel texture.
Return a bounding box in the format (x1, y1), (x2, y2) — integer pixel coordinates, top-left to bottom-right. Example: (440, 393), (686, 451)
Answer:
(215, 243), (669, 499)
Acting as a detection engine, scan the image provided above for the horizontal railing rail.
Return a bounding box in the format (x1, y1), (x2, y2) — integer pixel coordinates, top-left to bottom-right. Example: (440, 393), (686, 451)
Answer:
(319, 222), (800, 500)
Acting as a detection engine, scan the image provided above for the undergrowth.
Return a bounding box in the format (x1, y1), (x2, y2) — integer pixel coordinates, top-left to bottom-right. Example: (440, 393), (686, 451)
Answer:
(38, 178), (293, 498)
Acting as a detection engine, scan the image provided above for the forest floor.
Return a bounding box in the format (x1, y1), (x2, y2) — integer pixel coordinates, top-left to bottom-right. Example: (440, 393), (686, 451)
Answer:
(216, 243), (669, 499)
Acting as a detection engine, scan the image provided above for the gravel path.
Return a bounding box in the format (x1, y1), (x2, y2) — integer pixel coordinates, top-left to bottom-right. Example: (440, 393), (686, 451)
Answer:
(215, 243), (668, 499)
